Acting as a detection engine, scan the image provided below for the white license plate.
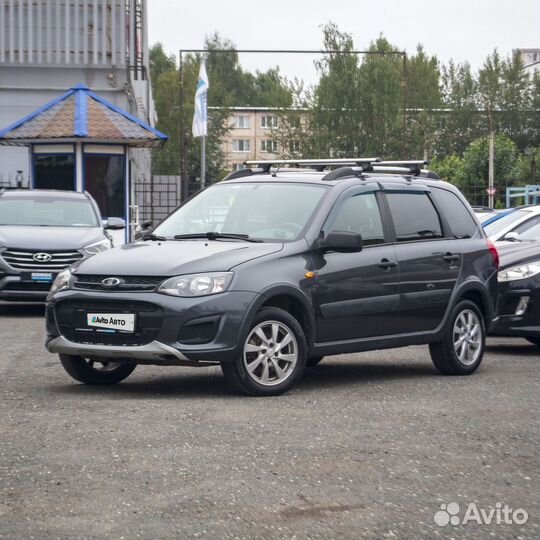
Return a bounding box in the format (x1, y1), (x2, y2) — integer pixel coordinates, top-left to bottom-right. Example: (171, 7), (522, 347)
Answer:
(87, 313), (135, 333)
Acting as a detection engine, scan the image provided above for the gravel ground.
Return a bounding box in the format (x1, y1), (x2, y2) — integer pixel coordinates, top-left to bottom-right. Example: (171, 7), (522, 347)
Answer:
(0, 302), (538, 540)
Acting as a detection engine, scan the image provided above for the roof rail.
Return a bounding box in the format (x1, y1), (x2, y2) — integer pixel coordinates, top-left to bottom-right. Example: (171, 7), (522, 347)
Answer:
(223, 167), (265, 181)
(244, 157), (382, 173)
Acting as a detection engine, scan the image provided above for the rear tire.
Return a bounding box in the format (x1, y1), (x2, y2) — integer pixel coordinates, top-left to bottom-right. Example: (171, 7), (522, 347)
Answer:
(526, 337), (540, 347)
(429, 300), (485, 375)
(306, 356), (324, 367)
(59, 354), (136, 385)
(221, 307), (307, 396)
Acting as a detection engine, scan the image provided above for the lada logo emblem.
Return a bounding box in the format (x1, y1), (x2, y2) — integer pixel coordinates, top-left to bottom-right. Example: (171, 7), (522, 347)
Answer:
(101, 277), (122, 288)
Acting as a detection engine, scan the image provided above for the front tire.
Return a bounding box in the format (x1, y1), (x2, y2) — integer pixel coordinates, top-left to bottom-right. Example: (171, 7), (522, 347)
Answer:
(429, 300), (485, 375)
(526, 337), (540, 348)
(221, 307), (307, 396)
(59, 354), (136, 385)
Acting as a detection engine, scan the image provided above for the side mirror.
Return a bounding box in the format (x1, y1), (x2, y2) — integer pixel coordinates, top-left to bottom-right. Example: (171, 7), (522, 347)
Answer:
(318, 231), (363, 253)
(140, 219), (153, 231)
(503, 231), (520, 241)
(105, 217), (126, 230)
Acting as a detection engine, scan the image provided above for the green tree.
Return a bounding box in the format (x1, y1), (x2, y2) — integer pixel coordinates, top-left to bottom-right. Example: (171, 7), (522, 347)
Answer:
(306, 22), (362, 157)
(459, 133), (522, 190)
(430, 154), (463, 184)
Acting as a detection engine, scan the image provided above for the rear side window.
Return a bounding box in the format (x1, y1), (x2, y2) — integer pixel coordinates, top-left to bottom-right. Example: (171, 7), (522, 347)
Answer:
(431, 188), (478, 239)
(386, 192), (443, 242)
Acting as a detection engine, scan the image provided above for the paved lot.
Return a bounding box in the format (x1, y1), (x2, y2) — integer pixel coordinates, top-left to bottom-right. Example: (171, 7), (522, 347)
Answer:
(0, 303), (538, 540)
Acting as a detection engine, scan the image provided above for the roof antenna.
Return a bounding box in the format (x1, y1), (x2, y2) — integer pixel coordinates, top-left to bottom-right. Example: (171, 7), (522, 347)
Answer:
(272, 161), (287, 177)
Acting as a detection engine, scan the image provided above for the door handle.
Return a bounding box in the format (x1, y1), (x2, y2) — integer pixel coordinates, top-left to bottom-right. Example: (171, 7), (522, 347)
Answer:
(378, 258), (397, 269)
(442, 253), (460, 263)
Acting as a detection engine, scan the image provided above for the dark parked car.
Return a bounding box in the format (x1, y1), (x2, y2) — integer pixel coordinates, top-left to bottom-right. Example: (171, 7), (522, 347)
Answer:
(491, 223), (540, 346)
(45, 159), (499, 396)
(0, 189), (124, 301)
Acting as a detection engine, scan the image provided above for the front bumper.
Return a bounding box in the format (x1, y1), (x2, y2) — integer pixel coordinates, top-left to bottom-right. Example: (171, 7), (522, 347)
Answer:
(0, 275), (50, 301)
(46, 289), (262, 365)
(490, 276), (540, 338)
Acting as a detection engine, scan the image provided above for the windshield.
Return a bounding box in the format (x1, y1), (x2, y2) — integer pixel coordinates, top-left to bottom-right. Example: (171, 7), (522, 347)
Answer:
(154, 182), (327, 242)
(484, 209), (532, 237)
(0, 196), (99, 227)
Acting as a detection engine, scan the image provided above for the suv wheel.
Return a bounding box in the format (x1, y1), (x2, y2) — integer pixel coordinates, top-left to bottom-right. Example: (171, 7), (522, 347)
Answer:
(526, 337), (540, 348)
(429, 300), (485, 375)
(221, 307), (306, 396)
(59, 354), (136, 385)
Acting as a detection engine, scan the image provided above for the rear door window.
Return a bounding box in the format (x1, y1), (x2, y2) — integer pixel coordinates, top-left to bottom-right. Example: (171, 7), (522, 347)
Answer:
(386, 192), (443, 242)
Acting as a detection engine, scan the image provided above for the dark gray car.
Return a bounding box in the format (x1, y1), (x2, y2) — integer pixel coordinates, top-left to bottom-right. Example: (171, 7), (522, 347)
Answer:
(45, 160), (499, 396)
(0, 189), (123, 301)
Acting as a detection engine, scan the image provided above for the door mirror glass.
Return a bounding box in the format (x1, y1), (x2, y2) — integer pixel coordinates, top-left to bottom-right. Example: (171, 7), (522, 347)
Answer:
(318, 231), (363, 253)
(105, 217), (126, 230)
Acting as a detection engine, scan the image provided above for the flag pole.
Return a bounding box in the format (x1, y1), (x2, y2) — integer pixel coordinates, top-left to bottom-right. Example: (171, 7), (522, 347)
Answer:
(201, 135), (206, 189)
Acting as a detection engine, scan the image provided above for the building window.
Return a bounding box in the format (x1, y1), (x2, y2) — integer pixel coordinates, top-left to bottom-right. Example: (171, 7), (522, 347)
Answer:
(289, 140), (300, 153)
(261, 140), (278, 153)
(34, 154), (75, 191)
(260, 115), (278, 129)
(232, 163), (248, 171)
(234, 115), (250, 129)
(233, 139), (251, 152)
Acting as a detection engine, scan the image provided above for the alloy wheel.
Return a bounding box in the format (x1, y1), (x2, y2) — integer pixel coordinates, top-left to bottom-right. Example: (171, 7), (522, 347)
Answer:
(243, 320), (298, 386)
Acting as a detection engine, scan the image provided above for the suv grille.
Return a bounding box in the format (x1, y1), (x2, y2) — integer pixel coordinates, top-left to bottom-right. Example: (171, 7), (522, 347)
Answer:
(2, 249), (83, 270)
(73, 275), (163, 292)
(55, 299), (163, 346)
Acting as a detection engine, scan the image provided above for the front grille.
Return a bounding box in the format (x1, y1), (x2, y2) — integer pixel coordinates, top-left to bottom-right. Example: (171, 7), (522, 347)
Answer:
(73, 274), (163, 292)
(2, 248), (83, 271)
(4, 281), (52, 292)
(55, 299), (163, 346)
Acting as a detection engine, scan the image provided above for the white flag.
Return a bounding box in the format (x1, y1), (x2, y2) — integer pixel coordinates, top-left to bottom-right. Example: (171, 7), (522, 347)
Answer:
(192, 62), (209, 137)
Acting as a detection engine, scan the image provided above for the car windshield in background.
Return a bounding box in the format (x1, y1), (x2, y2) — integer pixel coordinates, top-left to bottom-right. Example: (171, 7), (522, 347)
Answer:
(483, 209), (532, 236)
(0, 197), (99, 227)
(154, 182), (328, 242)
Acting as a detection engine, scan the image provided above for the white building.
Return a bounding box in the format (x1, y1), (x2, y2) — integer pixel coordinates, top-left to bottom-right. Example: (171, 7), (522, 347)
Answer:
(513, 48), (540, 77)
(0, 0), (156, 187)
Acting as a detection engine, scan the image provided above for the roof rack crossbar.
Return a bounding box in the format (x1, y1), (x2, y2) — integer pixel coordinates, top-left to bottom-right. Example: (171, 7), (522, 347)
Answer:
(376, 160), (429, 176)
(244, 158), (382, 172)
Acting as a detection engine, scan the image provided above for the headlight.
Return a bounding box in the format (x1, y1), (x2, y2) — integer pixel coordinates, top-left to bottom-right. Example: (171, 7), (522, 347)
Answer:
(49, 268), (71, 296)
(82, 239), (111, 256)
(498, 260), (540, 282)
(158, 272), (233, 297)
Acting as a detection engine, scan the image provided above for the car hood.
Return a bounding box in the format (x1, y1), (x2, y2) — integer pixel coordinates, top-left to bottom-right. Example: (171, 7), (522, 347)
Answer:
(72, 239), (284, 276)
(0, 226), (104, 251)
(496, 241), (540, 270)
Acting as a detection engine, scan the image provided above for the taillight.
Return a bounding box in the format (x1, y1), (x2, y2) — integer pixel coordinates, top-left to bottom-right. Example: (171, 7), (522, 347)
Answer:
(487, 239), (499, 269)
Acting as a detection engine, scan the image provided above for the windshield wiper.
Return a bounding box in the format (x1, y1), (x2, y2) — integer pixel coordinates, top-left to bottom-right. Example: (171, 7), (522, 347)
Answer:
(142, 233), (168, 241)
(173, 232), (263, 243)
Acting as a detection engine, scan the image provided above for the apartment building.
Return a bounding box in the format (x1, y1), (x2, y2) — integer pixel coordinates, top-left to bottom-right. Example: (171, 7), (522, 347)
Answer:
(513, 48), (540, 76)
(220, 107), (286, 171)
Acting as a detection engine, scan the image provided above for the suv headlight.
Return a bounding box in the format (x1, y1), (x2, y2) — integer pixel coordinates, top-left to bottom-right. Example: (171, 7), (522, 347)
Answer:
(49, 268), (71, 296)
(498, 261), (540, 282)
(82, 239), (111, 256)
(158, 272), (233, 297)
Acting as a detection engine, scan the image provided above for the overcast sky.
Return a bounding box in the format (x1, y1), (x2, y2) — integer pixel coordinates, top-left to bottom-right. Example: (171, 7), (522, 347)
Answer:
(148, 0), (539, 85)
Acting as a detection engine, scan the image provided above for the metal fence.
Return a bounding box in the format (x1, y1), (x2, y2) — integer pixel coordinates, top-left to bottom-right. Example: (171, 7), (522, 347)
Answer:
(134, 175), (182, 226)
